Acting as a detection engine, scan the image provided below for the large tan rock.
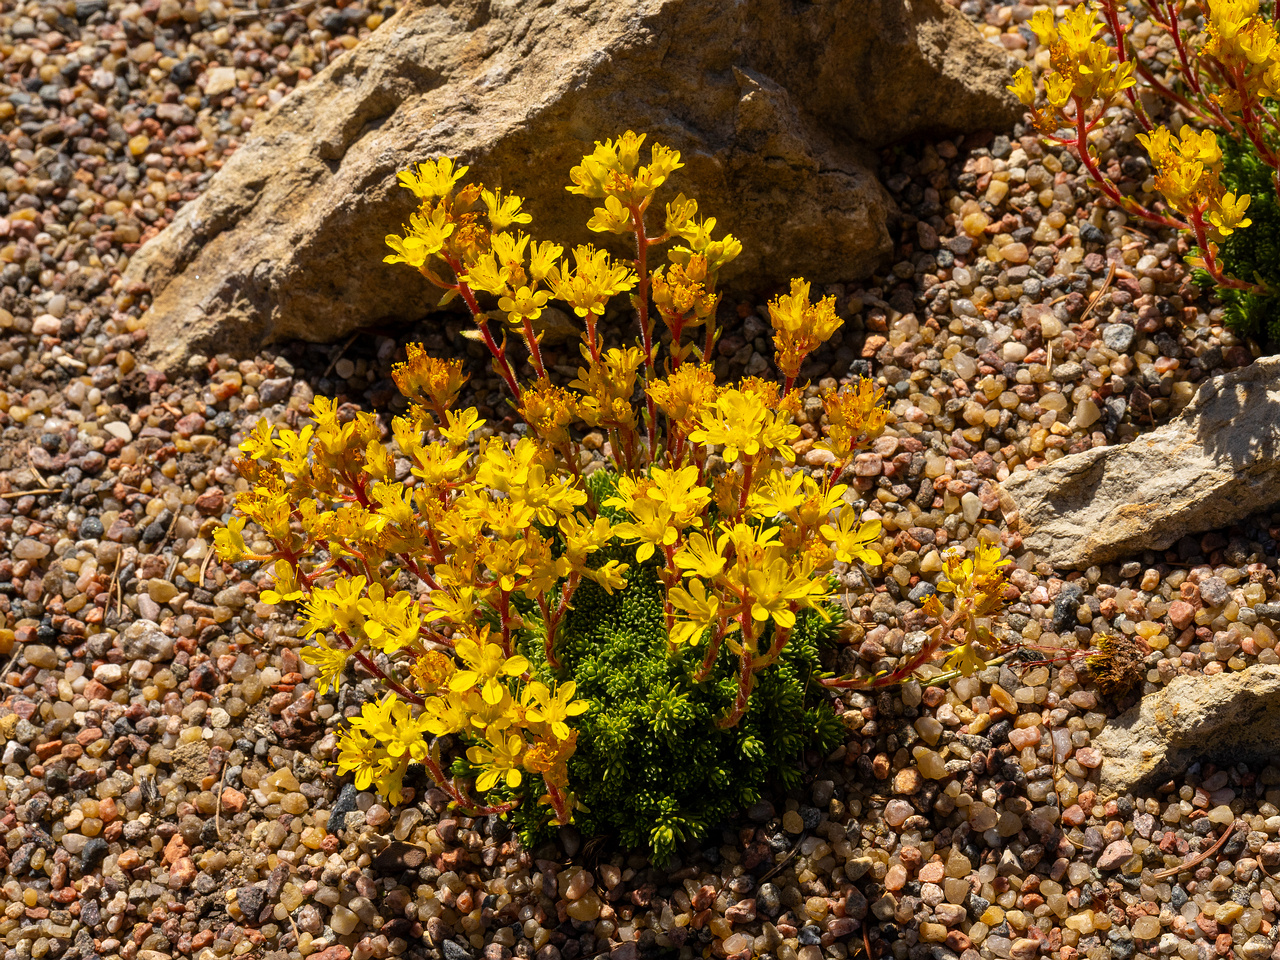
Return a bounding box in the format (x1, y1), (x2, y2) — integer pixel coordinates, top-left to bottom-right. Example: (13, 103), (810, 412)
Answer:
(1094, 664), (1280, 795)
(1002, 356), (1280, 569)
(129, 0), (1019, 369)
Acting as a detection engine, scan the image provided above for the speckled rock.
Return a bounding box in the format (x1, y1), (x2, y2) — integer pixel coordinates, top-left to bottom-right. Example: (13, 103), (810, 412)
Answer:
(1003, 356), (1280, 567)
(1095, 664), (1280, 793)
(130, 0), (1017, 368)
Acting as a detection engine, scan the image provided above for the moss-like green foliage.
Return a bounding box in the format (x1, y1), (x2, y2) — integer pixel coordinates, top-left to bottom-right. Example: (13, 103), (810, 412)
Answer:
(1205, 133), (1280, 345)
(514, 471), (845, 863)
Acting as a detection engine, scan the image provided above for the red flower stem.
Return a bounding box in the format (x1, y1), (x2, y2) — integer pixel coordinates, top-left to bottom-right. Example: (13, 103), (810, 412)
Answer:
(521, 316), (547, 380)
(422, 753), (519, 816)
(1164, 0), (1201, 95)
(821, 614), (960, 690)
(750, 621), (793, 672)
(736, 456), (756, 517)
(1069, 98), (1187, 231)
(694, 619), (725, 681)
(548, 572), (580, 657)
(398, 552), (442, 591)
(661, 311), (687, 370)
(1232, 70), (1280, 169)
(1097, 0), (1154, 131)
(628, 200), (659, 459)
(498, 591), (514, 656)
(583, 312), (602, 361)
(444, 258), (522, 401)
(717, 629), (756, 729)
(1133, 60), (1214, 125)
(334, 630), (426, 705)
(1186, 208), (1266, 293)
(545, 782), (570, 825)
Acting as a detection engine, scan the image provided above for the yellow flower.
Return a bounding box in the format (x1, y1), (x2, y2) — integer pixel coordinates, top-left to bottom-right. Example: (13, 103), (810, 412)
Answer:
(745, 556), (826, 630)
(820, 509), (882, 565)
(408, 650), (455, 694)
(214, 516), (248, 562)
(348, 695), (432, 763)
(300, 639), (351, 696)
(668, 214), (742, 274)
(492, 231), (531, 277)
(450, 633), (530, 703)
(688, 387), (799, 463)
(587, 559), (630, 594)
(943, 642), (990, 678)
(498, 285), (551, 325)
(673, 531), (727, 579)
(605, 467), (710, 561)
(651, 256), (718, 331)
(482, 188), (532, 231)
(524, 681), (590, 740)
(528, 240), (563, 284)
(463, 251), (512, 296)
(519, 378), (579, 446)
(769, 278), (844, 380)
(523, 731), (577, 782)
(239, 418), (275, 460)
(421, 690), (472, 736)
(936, 542), (1011, 618)
(586, 195), (633, 235)
(397, 157), (469, 200)
(610, 498), (680, 562)
(392, 347), (468, 411)
(261, 559), (304, 604)
(1014, 5), (1136, 135)
(440, 407), (485, 446)
(667, 578), (720, 647)
(1007, 67), (1036, 107)
(549, 245), (637, 318)
(558, 514), (615, 568)
(570, 347), (644, 431)
(1208, 191), (1253, 236)
(816, 378), (889, 457)
(747, 469), (808, 518)
(467, 734), (525, 791)
(1138, 124), (1231, 219)
(384, 207), (454, 267)
(566, 131), (647, 198)
(334, 725), (389, 794)
(648, 363), (719, 425)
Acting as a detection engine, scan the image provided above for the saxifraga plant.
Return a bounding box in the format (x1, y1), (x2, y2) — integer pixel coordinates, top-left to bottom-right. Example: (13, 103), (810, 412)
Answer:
(215, 133), (1014, 860)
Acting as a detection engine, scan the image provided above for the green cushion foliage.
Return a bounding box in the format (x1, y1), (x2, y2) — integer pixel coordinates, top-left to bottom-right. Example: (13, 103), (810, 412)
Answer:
(511, 470), (845, 863)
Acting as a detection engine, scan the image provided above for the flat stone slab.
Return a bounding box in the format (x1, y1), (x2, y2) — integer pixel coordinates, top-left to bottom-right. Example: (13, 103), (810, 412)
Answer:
(1002, 356), (1280, 569)
(1094, 664), (1280, 795)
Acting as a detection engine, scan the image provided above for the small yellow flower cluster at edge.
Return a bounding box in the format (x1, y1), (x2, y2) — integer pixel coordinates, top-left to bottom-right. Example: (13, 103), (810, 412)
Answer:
(1008, 3), (1253, 242)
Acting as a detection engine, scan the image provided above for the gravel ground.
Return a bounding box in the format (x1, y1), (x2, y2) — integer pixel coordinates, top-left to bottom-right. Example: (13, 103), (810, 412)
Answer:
(1, 5), (1280, 960)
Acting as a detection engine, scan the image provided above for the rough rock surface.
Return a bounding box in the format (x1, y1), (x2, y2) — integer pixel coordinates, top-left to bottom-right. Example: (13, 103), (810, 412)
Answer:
(1002, 356), (1280, 568)
(1094, 665), (1280, 795)
(129, 0), (1018, 369)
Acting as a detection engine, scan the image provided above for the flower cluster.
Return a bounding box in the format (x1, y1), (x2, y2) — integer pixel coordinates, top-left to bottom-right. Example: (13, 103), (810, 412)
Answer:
(1007, 0), (1276, 296)
(1138, 125), (1252, 237)
(218, 135), (1007, 836)
(1009, 5), (1136, 135)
